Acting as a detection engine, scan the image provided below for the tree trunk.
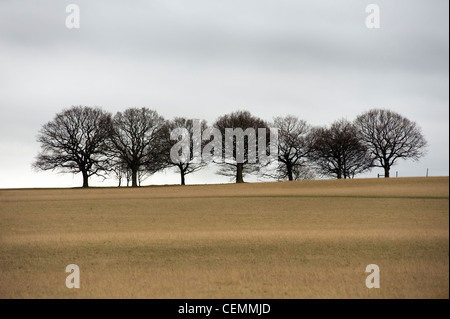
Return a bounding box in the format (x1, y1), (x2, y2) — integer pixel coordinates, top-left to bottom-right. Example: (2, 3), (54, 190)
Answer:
(337, 161), (342, 179)
(178, 164), (186, 185)
(236, 163), (244, 183)
(287, 164), (293, 181)
(131, 169), (138, 187)
(180, 172), (185, 185)
(384, 166), (390, 178)
(82, 170), (89, 188)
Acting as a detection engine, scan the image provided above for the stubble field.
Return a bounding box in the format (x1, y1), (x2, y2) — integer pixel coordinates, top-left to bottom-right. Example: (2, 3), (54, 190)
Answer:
(0, 177), (448, 298)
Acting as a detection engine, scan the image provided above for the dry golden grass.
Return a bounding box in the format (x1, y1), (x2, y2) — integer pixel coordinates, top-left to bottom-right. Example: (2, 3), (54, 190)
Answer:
(0, 177), (448, 298)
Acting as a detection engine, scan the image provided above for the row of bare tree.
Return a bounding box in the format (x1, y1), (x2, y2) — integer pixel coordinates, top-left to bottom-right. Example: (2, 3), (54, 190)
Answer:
(33, 107), (427, 187)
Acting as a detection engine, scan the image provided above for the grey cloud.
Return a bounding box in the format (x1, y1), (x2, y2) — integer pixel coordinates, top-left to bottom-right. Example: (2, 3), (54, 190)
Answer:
(0, 0), (448, 187)
(1, 0), (447, 77)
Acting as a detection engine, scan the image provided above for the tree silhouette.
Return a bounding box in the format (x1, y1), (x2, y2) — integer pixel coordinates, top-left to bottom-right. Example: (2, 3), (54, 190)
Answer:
(355, 109), (427, 177)
(309, 119), (373, 179)
(272, 115), (313, 181)
(168, 117), (208, 185)
(108, 107), (169, 187)
(33, 106), (112, 187)
(213, 111), (271, 183)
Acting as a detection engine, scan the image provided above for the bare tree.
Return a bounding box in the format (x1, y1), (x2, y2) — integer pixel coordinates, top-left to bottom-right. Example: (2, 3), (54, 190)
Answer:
(213, 111), (271, 183)
(110, 160), (130, 187)
(33, 106), (112, 187)
(355, 109), (427, 178)
(309, 119), (373, 179)
(168, 117), (208, 185)
(272, 115), (313, 181)
(108, 107), (169, 187)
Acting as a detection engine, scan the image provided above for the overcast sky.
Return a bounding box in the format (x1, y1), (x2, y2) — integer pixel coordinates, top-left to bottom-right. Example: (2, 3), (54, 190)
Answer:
(0, 0), (448, 188)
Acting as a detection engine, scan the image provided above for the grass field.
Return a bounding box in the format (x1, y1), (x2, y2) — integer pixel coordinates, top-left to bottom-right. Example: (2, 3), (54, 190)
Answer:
(0, 177), (448, 299)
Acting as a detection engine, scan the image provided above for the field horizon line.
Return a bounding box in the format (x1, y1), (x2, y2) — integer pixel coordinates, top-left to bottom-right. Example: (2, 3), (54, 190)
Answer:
(0, 175), (448, 191)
